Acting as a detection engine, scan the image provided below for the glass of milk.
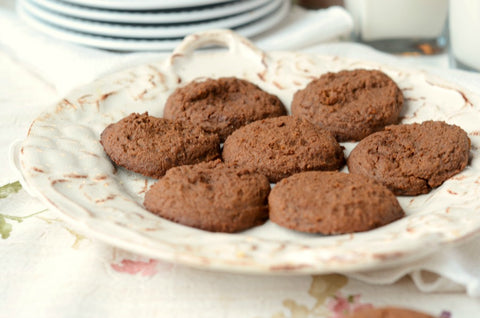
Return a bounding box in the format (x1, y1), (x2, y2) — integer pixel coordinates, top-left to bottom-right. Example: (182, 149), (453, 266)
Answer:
(449, 0), (480, 71)
(344, 0), (448, 54)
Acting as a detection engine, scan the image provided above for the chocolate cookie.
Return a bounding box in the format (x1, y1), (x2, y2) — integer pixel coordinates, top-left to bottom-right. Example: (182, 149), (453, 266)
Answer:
(269, 171), (404, 234)
(222, 116), (345, 183)
(346, 307), (434, 318)
(163, 77), (287, 141)
(347, 120), (470, 196)
(291, 69), (404, 141)
(100, 112), (220, 178)
(143, 160), (271, 233)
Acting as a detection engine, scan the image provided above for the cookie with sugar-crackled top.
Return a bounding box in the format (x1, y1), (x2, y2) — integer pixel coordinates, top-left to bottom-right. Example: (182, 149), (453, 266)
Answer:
(144, 159), (270, 233)
(163, 77), (287, 142)
(100, 112), (220, 178)
(347, 120), (470, 196)
(291, 69), (404, 142)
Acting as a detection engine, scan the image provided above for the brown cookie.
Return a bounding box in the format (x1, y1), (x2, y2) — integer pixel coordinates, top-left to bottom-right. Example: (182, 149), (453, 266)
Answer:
(222, 116), (345, 183)
(163, 77), (287, 141)
(269, 171), (404, 234)
(346, 307), (434, 318)
(291, 69), (404, 141)
(347, 120), (470, 196)
(143, 160), (271, 233)
(100, 112), (220, 178)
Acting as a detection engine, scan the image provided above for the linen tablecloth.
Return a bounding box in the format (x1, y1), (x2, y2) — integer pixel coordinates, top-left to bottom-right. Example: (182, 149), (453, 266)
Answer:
(1, 2), (480, 317)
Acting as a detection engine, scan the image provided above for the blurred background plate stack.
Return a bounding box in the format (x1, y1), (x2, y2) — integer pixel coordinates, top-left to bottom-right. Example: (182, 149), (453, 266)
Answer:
(17, 0), (290, 51)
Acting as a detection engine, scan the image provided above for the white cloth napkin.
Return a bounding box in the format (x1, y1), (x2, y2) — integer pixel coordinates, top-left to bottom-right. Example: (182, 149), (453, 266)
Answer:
(350, 236), (480, 296)
(2, 2), (480, 299)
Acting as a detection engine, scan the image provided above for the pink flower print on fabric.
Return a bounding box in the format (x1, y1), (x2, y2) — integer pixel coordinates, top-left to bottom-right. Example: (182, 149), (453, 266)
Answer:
(327, 293), (373, 318)
(111, 259), (159, 277)
(439, 311), (452, 318)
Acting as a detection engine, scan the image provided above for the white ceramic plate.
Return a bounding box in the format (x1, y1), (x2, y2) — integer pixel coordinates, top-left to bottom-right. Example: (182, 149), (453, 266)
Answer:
(15, 30), (480, 274)
(17, 1), (289, 51)
(58, 0), (236, 10)
(31, 0), (271, 24)
(20, 0), (283, 39)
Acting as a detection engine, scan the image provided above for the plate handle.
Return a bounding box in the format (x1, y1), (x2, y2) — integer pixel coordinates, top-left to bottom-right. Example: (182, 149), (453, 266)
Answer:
(165, 29), (266, 70)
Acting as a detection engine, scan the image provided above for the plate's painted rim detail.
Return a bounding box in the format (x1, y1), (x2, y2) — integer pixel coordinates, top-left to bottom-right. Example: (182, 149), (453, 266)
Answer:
(17, 30), (480, 274)
(17, 1), (289, 51)
(31, 0), (272, 24)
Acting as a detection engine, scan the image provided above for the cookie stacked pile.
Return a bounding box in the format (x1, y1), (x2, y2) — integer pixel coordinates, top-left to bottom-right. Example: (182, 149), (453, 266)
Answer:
(100, 71), (470, 235)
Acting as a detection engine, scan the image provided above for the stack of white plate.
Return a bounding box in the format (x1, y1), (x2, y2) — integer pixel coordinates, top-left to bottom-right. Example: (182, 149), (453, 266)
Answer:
(17, 0), (290, 51)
